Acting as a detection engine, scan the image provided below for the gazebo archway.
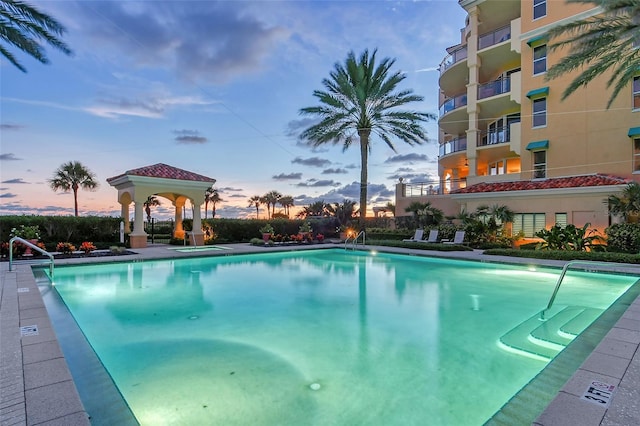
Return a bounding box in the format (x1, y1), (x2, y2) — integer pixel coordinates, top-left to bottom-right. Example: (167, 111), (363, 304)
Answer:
(107, 163), (216, 248)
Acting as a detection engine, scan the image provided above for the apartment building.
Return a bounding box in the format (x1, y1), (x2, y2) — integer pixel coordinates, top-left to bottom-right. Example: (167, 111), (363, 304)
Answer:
(395, 0), (639, 237)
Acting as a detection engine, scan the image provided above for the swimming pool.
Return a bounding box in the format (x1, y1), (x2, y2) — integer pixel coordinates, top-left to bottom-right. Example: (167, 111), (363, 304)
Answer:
(47, 249), (638, 425)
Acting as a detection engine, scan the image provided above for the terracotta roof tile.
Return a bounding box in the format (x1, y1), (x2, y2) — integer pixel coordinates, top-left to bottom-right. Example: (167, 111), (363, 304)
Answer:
(107, 163), (215, 183)
(452, 174), (629, 194)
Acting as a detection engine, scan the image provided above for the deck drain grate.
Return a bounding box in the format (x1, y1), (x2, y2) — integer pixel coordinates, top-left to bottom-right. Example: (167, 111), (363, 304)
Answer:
(20, 325), (39, 337)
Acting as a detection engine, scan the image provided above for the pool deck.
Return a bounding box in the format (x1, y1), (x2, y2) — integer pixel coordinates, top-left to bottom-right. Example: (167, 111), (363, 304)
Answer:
(1, 243), (639, 425)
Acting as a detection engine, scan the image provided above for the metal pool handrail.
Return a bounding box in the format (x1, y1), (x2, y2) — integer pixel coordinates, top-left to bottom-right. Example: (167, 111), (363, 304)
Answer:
(344, 231), (366, 250)
(540, 259), (640, 320)
(9, 236), (55, 278)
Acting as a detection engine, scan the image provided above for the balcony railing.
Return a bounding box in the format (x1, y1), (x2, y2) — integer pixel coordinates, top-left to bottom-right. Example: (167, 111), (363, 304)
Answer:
(478, 126), (511, 147)
(477, 77), (511, 100)
(439, 45), (468, 74)
(439, 136), (467, 157)
(403, 179), (467, 197)
(478, 25), (511, 50)
(439, 93), (468, 116)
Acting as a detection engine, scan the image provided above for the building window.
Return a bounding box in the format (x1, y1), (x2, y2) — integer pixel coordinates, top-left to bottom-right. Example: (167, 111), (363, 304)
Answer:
(533, 0), (546, 19)
(634, 76), (640, 110)
(555, 213), (568, 227)
(513, 213), (546, 237)
(533, 97), (547, 127)
(533, 44), (547, 75)
(634, 138), (640, 172)
(533, 150), (547, 179)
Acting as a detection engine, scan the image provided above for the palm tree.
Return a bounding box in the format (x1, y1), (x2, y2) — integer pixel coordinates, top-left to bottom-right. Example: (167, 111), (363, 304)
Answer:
(546, 0), (640, 108)
(144, 196), (161, 223)
(248, 195), (262, 219)
(278, 195), (295, 218)
(606, 182), (640, 221)
(385, 202), (396, 216)
(204, 187), (223, 219)
(262, 190), (282, 219)
(49, 161), (98, 217)
(0, 0), (73, 72)
(297, 201), (329, 218)
(326, 200), (356, 226)
(299, 49), (434, 228)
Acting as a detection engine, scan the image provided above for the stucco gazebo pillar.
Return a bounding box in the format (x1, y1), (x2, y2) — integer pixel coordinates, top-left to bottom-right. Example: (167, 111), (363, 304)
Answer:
(173, 198), (185, 239)
(190, 196), (205, 246)
(120, 203), (131, 233)
(129, 198), (148, 248)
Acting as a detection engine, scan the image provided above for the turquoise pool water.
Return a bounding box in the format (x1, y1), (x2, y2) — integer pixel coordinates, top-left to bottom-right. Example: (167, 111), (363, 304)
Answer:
(50, 250), (637, 425)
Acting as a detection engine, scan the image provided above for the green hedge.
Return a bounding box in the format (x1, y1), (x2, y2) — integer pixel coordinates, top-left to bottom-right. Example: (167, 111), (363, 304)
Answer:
(1, 215), (122, 245)
(605, 223), (640, 253)
(204, 217), (341, 243)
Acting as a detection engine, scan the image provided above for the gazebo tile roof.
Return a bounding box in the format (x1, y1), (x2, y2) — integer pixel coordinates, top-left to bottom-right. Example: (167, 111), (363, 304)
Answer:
(107, 163), (215, 183)
(452, 174), (630, 194)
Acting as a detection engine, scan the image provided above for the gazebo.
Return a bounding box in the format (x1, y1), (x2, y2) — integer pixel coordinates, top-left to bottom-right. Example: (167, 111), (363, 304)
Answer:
(107, 163), (216, 248)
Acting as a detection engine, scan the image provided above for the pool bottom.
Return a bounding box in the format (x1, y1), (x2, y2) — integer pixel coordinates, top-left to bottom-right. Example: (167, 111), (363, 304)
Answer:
(485, 278), (640, 425)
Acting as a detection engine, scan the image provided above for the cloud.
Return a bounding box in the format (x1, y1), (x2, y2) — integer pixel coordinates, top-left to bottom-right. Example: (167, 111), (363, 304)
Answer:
(272, 172), (303, 181)
(395, 167), (414, 173)
(292, 156), (331, 167)
(285, 117), (319, 137)
(1, 178), (29, 184)
(86, 95), (215, 119)
(294, 182), (393, 205)
(388, 172), (439, 183)
(296, 179), (340, 187)
(173, 129), (208, 144)
(72, 2), (289, 85)
(385, 153), (430, 164)
(322, 168), (348, 175)
(0, 124), (24, 131)
(227, 194), (245, 198)
(0, 153), (22, 161)
(415, 66), (439, 73)
(219, 187), (243, 192)
(0, 193), (17, 198)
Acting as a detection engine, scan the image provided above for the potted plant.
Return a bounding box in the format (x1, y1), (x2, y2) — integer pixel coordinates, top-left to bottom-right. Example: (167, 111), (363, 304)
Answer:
(299, 221), (313, 239)
(56, 242), (76, 255)
(80, 241), (97, 255)
(10, 225), (41, 254)
(316, 233), (325, 243)
(259, 223), (275, 242)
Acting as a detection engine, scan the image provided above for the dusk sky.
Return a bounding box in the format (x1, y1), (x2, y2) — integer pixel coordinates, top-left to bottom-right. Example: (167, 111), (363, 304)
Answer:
(0, 0), (466, 219)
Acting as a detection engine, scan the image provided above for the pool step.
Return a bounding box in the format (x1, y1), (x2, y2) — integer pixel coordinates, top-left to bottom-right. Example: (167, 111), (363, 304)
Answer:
(498, 306), (603, 360)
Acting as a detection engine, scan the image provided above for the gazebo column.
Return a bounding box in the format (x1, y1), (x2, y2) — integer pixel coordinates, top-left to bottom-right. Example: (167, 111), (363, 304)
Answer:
(190, 198), (205, 246)
(173, 198), (185, 239)
(129, 199), (148, 248)
(120, 203), (131, 233)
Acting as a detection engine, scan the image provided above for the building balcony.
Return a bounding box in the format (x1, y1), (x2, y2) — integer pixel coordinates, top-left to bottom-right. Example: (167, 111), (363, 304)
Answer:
(439, 45), (468, 96)
(439, 136), (467, 157)
(477, 72), (520, 121)
(478, 77), (511, 100)
(439, 93), (468, 117)
(439, 45), (467, 76)
(478, 126), (510, 147)
(478, 25), (511, 51)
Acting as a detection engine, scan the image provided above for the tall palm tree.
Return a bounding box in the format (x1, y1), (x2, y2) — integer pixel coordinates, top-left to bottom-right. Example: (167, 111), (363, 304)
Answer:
(297, 201), (329, 218)
(326, 200), (356, 226)
(144, 196), (161, 223)
(546, 0), (640, 108)
(262, 190), (282, 219)
(204, 187), (223, 219)
(0, 0), (73, 72)
(299, 49), (434, 228)
(248, 195), (262, 219)
(49, 161), (98, 217)
(278, 195), (295, 218)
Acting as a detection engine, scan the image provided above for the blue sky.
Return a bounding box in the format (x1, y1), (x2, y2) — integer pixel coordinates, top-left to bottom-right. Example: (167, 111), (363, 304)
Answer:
(0, 0), (466, 219)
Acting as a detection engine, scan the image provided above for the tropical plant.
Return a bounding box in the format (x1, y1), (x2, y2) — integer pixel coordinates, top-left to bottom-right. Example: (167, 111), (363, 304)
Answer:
(259, 223), (274, 235)
(262, 190), (282, 219)
(55, 241), (76, 254)
(475, 204), (516, 239)
(278, 195), (295, 218)
(535, 223), (604, 251)
(248, 195), (262, 219)
(144, 196), (161, 223)
(384, 202), (396, 216)
(297, 200), (329, 218)
(546, 0), (640, 108)
(299, 221), (313, 234)
(0, 0), (72, 72)
(79, 241), (96, 254)
(299, 49), (434, 229)
(606, 182), (640, 221)
(326, 200), (356, 226)
(49, 161), (98, 217)
(204, 187), (223, 219)
(10, 224), (40, 240)
(405, 201), (443, 228)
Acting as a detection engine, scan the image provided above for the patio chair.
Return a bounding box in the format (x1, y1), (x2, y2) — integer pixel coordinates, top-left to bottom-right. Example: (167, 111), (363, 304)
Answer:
(419, 229), (439, 243)
(403, 229), (424, 242)
(443, 230), (466, 245)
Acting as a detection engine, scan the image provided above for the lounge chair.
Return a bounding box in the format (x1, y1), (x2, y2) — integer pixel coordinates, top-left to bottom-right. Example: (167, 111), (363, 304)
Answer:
(419, 229), (439, 243)
(403, 229), (424, 242)
(443, 230), (465, 245)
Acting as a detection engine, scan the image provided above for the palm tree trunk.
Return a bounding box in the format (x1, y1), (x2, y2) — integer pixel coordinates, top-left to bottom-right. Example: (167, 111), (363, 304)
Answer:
(72, 183), (79, 217)
(358, 128), (371, 229)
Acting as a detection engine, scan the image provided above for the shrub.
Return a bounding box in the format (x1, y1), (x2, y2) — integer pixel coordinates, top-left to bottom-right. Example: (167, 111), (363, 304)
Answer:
(56, 242), (76, 254)
(535, 223), (604, 251)
(605, 223), (640, 253)
(79, 241), (97, 254)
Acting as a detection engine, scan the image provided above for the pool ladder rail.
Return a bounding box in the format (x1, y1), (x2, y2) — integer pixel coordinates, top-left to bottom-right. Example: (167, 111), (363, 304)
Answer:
(540, 259), (640, 320)
(344, 231), (366, 250)
(8, 236), (55, 278)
